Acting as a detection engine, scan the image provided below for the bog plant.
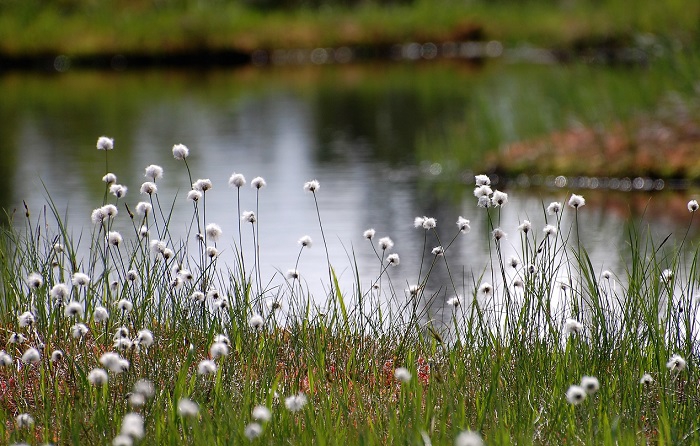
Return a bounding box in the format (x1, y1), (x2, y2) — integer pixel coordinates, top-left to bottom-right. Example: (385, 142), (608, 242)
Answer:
(0, 136), (698, 445)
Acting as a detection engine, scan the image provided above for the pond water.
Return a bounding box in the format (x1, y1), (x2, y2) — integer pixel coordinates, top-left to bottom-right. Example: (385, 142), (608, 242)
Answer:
(1, 62), (698, 317)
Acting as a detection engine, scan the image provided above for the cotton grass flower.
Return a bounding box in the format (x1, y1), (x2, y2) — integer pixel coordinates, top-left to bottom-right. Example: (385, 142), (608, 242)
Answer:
(206, 223), (222, 242)
(252, 405), (272, 422)
(517, 220), (531, 233)
(456, 217), (470, 233)
(568, 194), (585, 208)
(666, 354), (687, 372)
(50, 283), (69, 303)
(172, 143), (189, 159)
(363, 228), (375, 239)
(245, 422), (263, 440)
(478, 282), (492, 295)
(140, 182), (157, 195)
(22, 347), (41, 364)
(133, 379), (155, 399)
(187, 190), (202, 202)
(117, 299), (133, 313)
(197, 360), (217, 376)
(93, 306), (109, 323)
(144, 164), (163, 181)
(303, 179), (320, 192)
(18, 311), (34, 327)
(229, 172), (246, 188)
(113, 435), (133, 446)
(214, 334), (231, 346)
(110, 184), (127, 198)
(103, 172), (117, 184)
(64, 301), (84, 318)
(191, 291), (205, 302)
(100, 352), (129, 373)
(0, 351), (13, 366)
(97, 136), (114, 151)
(492, 228), (506, 241)
(563, 318), (583, 336)
(447, 296), (462, 307)
(71, 272), (91, 287)
(27, 272), (43, 289)
(298, 235), (312, 247)
(565, 385), (586, 405)
(473, 185), (492, 198)
(114, 338), (133, 351)
(661, 269), (673, 283)
(454, 430), (484, 446)
(542, 224), (558, 236)
(286, 269), (300, 279)
(581, 376), (600, 395)
(474, 174), (490, 186)
(121, 413), (144, 440)
(394, 367), (412, 383)
(601, 270), (612, 280)
(688, 199), (699, 212)
(136, 329), (154, 348)
(378, 237), (394, 251)
(284, 393), (308, 412)
(477, 196), (490, 208)
(546, 202), (562, 215)
(71, 323), (89, 339)
(386, 253), (400, 266)
(192, 179), (213, 192)
(249, 314), (264, 330)
(210, 342), (229, 359)
(9, 332), (26, 344)
(16, 413), (34, 428)
(51, 350), (63, 362)
(640, 373), (654, 385)
(242, 211), (256, 223)
(491, 190), (508, 206)
(251, 176), (266, 189)
(431, 246), (444, 256)
(177, 398), (199, 417)
(107, 231), (123, 246)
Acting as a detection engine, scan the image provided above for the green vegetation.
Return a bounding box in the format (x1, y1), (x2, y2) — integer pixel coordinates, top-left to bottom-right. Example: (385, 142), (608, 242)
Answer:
(0, 0), (698, 56)
(1, 140), (699, 444)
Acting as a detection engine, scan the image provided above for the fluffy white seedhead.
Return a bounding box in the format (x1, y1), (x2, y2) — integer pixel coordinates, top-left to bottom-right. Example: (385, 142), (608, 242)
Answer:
(492, 228), (506, 241)
(491, 190), (508, 207)
(455, 430), (484, 446)
(177, 398), (199, 417)
(386, 253), (400, 266)
(197, 359), (217, 376)
(563, 318), (584, 336)
(394, 367), (412, 383)
(479, 282), (492, 295)
(639, 373), (654, 385)
(192, 179), (212, 192)
(252, 405), (271, 422)
(102, 172), (117, 184)
(27, 272), (43, 289)
(144, 164), (163, 181)
(93, 306), (109, 323)
(303, 179), (320, 193)
(97, 136), (114, 151)
(473, 185), (492, 198)
(140, 182), (157, 195)
(251, 176), (266, 189)
(18, 311), (34, 328)
(71, 323), (89, 339)
(565, 385), (586, 405)
(172, 143), (189, 160)
(580, 376), (600, 395)
(206, 223), (223, 242)
(187, 190), (202, 202)
(456, 217), (470, 233)
(229, 172), (246, 188)
(568, 194), (586, 209)
(210, 342), (229, 359)
(447, 296), (462, 307)
(666, 354), (687, 373)
(363, 228), (376, 239)
(241, 211), (256, 223)
(547, 201), (562, 215)
(136, 329), (154, 348)
(249, 314), (264, 330)
(284, 393), (308, 412)
(431, 246), (444, 256)
(378, 237), (394, 251)
(474, 174), (490, 186)
(110, 184), (127, 199)
(121, 413), (144, 440)
(245, 422), (263, 440)
(298, 235), (312, 248)
(543, 224), (558, 236)
(21, 347), (41, 364)
(688, 200), (699, 212)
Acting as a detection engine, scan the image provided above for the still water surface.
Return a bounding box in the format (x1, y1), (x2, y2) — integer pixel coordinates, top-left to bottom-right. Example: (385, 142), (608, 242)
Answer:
(1, 63), (697, 313)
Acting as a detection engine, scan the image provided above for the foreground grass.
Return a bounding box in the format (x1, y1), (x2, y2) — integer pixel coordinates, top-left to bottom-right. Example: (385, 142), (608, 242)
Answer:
(0, 0), (698, 57)
(1, 139), (699, 445)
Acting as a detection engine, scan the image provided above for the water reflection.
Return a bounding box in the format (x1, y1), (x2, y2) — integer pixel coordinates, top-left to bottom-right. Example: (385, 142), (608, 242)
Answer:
(0, 64), (698, 321)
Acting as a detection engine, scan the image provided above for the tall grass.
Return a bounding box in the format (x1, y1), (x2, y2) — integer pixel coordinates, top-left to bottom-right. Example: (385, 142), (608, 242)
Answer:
(0, 139), (698, 445)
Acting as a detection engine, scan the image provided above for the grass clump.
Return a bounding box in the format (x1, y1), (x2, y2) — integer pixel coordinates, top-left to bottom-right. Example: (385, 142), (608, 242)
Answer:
(0, 137), (699, 445)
